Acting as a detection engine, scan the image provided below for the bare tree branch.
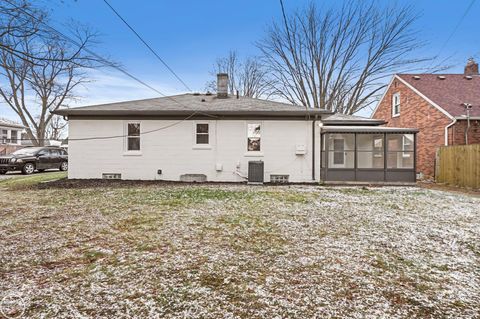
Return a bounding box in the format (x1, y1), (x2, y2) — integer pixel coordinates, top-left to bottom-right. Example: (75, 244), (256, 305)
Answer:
(0, 2), (100, 145)
(206, 51), (274, 99)
(257, 1), (431, 114)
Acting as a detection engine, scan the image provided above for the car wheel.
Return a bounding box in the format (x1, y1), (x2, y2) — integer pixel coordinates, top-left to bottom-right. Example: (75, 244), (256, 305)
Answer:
(60, 161), (68, 171)
(22, 163), (35, 175)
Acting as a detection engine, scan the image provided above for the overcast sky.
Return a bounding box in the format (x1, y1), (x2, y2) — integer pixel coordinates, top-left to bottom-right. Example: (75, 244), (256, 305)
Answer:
(1, 0), (479, 121)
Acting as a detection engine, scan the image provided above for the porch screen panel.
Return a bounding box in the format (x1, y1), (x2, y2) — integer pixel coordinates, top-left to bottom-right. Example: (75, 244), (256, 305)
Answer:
(327, 133), (354, 168)
(387, 134), (414, 168)
(357, 134), (384, 169)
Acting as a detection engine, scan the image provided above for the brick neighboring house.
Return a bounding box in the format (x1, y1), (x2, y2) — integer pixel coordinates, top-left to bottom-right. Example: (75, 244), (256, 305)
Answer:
(372, 59), (480, 178)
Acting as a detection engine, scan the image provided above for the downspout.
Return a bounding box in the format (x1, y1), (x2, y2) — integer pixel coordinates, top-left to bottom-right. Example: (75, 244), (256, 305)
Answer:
(444, 118), (456, 146)
(312, 115), (318, 181)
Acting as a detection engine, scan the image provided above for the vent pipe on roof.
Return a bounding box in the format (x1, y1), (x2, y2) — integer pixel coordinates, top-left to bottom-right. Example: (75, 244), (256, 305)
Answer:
(217, 73), (228, 98)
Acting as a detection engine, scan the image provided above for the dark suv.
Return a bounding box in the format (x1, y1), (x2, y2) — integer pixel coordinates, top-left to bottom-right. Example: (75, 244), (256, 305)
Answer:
(0, 146), (68, 175)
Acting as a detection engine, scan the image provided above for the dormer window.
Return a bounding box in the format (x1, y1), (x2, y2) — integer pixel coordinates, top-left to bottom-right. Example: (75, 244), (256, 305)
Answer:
(392, 93), (400, 117)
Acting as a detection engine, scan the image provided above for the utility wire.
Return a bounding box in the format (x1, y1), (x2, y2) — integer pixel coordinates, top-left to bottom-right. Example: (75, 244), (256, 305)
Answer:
(2, 0), (218, 142)
(102, 0), (192, 92)
(428, 0), (476, 70)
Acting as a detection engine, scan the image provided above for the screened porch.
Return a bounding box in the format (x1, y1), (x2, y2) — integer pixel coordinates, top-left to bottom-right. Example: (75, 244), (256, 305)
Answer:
(320, 127), (418, 183)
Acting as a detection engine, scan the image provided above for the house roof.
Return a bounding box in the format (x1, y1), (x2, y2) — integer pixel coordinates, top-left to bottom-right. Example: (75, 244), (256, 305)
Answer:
(397, 74), (480, 117)
(53, 94), (332, 118)
(322, 113), (385, 125)
(0, 118), (25, 129)
(321, 126), (418, 133)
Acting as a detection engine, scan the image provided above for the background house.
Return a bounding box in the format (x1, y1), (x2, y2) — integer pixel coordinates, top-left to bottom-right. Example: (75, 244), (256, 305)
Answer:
(372, 59), (480, 178)
(0, 118), (25, 155)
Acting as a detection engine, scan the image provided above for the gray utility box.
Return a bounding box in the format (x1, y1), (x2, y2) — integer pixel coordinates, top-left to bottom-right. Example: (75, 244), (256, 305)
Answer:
(248, 161), (264, 184)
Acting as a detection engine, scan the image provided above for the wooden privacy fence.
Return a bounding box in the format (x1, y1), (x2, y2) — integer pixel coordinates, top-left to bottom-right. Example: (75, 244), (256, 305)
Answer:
(436, 144), (480, 189)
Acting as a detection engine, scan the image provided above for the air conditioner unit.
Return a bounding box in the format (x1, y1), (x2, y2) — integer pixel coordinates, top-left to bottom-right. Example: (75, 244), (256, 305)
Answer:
(248, 161), (264, 184)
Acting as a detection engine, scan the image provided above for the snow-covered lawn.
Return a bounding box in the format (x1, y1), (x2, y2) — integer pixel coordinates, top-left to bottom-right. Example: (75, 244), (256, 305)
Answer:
(0, 184), (479, 318)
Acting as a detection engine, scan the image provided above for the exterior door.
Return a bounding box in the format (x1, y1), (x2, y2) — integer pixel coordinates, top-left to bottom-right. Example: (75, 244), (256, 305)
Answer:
(36, 150), (50, 169)
(49, 149), (61, 168)
(332, 138), (346, 168)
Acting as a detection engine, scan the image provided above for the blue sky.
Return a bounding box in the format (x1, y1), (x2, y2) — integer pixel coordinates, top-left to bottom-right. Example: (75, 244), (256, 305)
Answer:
(1, 0), (479, 120)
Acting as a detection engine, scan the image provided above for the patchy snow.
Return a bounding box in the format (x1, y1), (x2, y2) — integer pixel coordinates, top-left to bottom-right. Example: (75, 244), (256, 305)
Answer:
(0, 185), (479, 318)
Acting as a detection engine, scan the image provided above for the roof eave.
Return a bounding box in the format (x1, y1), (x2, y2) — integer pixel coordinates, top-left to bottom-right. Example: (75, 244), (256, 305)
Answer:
(53, 109), (333, 117)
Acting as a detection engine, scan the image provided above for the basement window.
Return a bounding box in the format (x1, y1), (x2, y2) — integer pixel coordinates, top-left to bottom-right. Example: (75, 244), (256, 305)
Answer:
(126, 122), (141, 151)
(270, 175), (289, 183)
(392, 93), (400, 117)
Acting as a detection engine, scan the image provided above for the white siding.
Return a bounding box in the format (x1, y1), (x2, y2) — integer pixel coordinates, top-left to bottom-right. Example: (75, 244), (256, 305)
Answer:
(68, 119), (321, 183)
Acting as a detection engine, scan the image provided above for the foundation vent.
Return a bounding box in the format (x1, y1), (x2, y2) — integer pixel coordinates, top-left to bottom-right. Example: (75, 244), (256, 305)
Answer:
(270, 175), (289, 184)
(102, 173), (121, 180)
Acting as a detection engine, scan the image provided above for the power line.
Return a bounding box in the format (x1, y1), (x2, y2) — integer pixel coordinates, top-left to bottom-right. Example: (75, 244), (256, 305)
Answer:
(428, 0), (476, 70)
(102, 0), (192, 92)
(2, 0), (217, 134)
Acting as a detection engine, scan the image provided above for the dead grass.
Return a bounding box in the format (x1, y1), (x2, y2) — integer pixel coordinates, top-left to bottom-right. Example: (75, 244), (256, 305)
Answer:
(0, 184), (479, 318)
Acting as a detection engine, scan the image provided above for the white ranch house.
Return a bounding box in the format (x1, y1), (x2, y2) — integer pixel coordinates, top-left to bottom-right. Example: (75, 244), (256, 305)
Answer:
(54, 74), (418, 184)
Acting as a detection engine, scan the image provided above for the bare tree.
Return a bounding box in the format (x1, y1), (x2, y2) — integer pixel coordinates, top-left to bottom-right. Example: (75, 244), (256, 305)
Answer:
(206, 51), (273, 98)
(46, 115), (67, 140)
(258, 1), (429, 114)
(1, 0), (98, 65)
(0, 12), (98, 146)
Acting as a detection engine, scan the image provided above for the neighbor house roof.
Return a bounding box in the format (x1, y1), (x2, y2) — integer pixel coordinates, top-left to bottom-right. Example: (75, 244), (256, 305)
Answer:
(397, 74), (480, 117)
(53, 94), (332, 118)
(0, 118), (25, 129)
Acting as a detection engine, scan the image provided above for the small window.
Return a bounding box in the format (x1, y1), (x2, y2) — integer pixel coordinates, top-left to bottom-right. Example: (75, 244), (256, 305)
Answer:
(10, 130), (18, 144)
(247, 123), (261, 151)
(195, 123), (209, 144)
(127, 123), (141, 151)
(392, 93), (400, 117)
(1, 130), (7, 144)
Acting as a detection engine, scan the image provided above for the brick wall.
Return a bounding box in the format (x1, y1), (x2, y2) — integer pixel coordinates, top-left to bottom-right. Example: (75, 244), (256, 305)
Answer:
(449, 120), (480, 145)
(372, 77), (451, 178)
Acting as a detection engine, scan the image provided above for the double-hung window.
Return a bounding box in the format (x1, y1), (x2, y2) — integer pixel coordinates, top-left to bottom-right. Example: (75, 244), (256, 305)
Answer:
(1, 130), (7, 144)
(195, 123), (209, 145)
(392, 93), (400, 117)
(126, 122), (141, 151)
(10, 130), (18, 144)
(247, 123), (261, 151)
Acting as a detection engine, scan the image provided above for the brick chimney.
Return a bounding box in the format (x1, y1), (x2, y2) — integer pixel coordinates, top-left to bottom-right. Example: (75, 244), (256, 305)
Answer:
(464, 58), (479, 76)
(217, 73), (228, 98)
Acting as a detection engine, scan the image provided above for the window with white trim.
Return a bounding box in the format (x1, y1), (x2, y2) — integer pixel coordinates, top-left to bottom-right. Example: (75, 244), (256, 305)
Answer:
(392, 93), (400, 116)
(247, 123), (261, 151)
(10, 130), (18, 144)
(195, 123), (209, 144)
(126, 122), (140, 151)
(1, 130), (7, 144)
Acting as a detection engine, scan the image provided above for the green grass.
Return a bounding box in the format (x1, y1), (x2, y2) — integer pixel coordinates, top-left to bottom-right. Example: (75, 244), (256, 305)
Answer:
(0, 171), (67, 190)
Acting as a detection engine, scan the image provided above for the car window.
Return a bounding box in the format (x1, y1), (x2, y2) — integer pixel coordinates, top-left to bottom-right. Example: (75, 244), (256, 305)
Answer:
(37, 149), (48, 156)
(50, 149), (60, 156)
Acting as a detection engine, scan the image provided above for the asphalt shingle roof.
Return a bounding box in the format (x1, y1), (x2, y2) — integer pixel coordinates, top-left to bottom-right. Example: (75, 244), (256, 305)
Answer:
(53, 94), (331, 117)
(0, 118), (25, 129)
(398, 74), (480, 117)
